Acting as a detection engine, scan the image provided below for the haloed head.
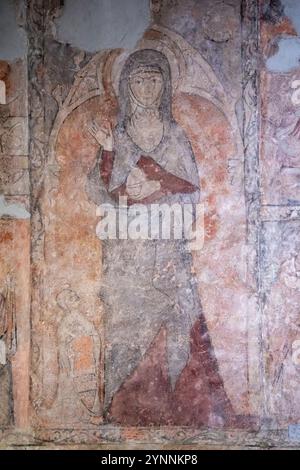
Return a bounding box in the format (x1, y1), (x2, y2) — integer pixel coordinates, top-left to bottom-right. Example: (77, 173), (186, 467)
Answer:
(129, 67), (164, 108)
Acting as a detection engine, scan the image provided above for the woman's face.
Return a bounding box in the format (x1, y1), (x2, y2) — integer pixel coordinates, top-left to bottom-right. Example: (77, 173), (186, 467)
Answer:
(129, 70), (163, 107)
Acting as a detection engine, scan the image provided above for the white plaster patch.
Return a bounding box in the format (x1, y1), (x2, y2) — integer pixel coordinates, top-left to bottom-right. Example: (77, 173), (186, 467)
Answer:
(0, 194), (30, 219)
(0, 339), (6, 365)
(0, 0), (26, 60)
(0, 80), (6, 104)
(55, 0), (150, 52)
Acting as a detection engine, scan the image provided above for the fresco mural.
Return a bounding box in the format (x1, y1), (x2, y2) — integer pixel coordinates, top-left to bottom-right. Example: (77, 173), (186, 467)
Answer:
(0, 3), (30, 431)
(3, 0), (300, 448)
(29, 5), (253, 434)
(85, 47), (236, 425)
(0, 276), (16, 427)
(260, 0), (300, 427)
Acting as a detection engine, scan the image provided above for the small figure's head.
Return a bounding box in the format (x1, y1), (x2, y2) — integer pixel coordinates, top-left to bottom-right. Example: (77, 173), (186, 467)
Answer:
(56, 288), (80, 312)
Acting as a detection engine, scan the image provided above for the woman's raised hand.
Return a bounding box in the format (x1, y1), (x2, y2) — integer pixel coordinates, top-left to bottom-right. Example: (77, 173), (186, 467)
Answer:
(87, 121), (113, 151)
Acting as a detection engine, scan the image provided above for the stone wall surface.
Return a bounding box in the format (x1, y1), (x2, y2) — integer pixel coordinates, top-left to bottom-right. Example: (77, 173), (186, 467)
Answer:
(0, 0), (299, 448)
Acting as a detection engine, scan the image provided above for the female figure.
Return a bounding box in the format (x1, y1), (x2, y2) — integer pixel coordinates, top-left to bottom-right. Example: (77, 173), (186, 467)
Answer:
(86, 49), (233, 425)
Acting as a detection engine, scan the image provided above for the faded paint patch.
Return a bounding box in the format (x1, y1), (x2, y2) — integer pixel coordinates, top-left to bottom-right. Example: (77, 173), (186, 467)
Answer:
(267, 37), (300, 72)
(289, 424), (300, 441)
(55, 0), (150, 52)
(0, 0), (26, 60)
(284, 0), (300, 33)
(267, 0), (300, 72)
(0, 195), (30, 219)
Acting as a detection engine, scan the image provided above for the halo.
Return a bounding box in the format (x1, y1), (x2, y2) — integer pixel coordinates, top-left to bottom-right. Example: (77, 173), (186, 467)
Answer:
(110, 27), (186, 97)
(137, 30), (186, 91)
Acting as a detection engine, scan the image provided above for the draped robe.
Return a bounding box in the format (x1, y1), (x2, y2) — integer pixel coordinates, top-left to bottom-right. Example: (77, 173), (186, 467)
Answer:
(86, 119), (233, 423)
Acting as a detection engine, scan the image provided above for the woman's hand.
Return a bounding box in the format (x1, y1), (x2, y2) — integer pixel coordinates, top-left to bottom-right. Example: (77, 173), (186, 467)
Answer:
(126, 167), (160, 200)
(87, 121), (113, 151)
